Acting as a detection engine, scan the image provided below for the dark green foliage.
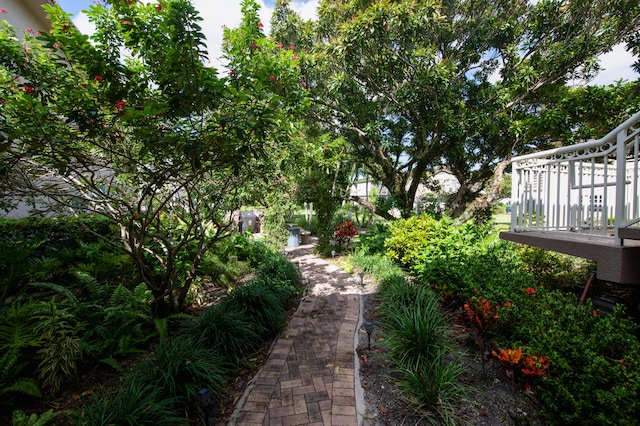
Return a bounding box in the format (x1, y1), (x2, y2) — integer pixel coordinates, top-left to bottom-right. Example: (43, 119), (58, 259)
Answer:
(67, 381), (185, 426)
(388, 214), (640, 425)
(132, 336), (226, 409)
(79, 282), (155, 360)
(32, 300), (83, 395)
(0, 216), (134, 303)
(355, 223), (390, 256)
(353, 255), (466, 421)
(218, 282), (287, 340)
(0, 300), (42, 406)
(180, 306), (260, 367)
(12, 409), (59, 426)
(380, 281), (465, 416)
(197, 249), (252, 289)
(253, 251), (301, 297)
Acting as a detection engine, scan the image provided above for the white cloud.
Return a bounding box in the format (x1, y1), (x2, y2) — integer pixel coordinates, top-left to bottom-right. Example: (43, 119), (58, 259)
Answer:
(71, 0), (319, 72)
(588, 44), (639, 86)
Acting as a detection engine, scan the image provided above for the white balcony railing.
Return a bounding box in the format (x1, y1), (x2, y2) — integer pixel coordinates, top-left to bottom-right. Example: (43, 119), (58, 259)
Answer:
(510, 110), (640, 246)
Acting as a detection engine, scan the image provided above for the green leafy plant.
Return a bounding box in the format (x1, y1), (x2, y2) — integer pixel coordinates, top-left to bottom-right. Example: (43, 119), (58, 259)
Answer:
(0, 300), (42, 406)
(132, 336), (226, 410)
(218, 281), (287, 340)
(68, 381), (185, 426)
(32, 300), (84, 395)
(180, 306), (259, 367)
(12, 409), (59, 426)
(380, 281), (466, 420)
(334, 220), (358, 247)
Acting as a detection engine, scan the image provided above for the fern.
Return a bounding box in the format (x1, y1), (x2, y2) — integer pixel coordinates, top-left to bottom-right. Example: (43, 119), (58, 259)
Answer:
(1, 347), (42, 399)
(98, 357), (123, 372)
(28, 282), (78, 305)
(154, 318), (169, 343)
(12, 409), (58, 426)
(0, 299), (40, 350)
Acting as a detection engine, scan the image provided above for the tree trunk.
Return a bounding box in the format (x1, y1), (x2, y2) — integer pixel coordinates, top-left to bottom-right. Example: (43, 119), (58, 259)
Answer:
(455, 158), (510, 225)
(348, 195), (397, 221)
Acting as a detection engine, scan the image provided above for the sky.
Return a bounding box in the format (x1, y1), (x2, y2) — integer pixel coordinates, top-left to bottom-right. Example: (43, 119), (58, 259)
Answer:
(57, 0), (319, 71)
(55, 0), (638, 85)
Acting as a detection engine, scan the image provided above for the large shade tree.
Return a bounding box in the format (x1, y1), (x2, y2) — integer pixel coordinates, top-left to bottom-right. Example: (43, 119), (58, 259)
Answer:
(304, 0), (640, 219)
(0, 0), (307, 316)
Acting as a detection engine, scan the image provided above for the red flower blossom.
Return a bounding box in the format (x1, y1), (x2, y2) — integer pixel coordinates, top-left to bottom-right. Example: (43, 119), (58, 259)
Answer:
(277, 42), (283, 50)
(300, 81), (307, 87)
(0, 99), (5, 103)
(250, 43), (259, 49)
(120, 20), (132, 25)
(289, 44), (295, 50)
(258, 22), (264, 28)
(269, 75), (276, 81)
(26, 28), (34, 34)
(0, 8), (7, 14)
(228, 70), (235, 76)
(526, 287), (536, 295)
(21, 85), (34, 92)
(504, 301), (512, 307)
(115, 100), (126, 113)
(156, 3), (163, 10)
(94, 75), (102, 81)
(62, 24), (71, 31)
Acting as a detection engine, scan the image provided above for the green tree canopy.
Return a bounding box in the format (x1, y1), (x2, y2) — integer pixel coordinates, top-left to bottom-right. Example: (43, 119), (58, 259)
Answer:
(0, 0), (308, 316)
(305, 0), (640, 219)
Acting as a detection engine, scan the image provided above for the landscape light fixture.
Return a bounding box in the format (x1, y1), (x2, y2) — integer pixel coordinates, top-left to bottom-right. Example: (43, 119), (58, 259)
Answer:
(195, 388), (214, 426)
(331, 250), (336, 259)
(365, 322), (374, 350)
(358, 271), (365, 287)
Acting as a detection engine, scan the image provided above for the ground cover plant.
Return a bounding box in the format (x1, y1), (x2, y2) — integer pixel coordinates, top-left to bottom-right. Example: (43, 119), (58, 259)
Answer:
(0, 215), (303, 425)
(374, 214), (640, 425)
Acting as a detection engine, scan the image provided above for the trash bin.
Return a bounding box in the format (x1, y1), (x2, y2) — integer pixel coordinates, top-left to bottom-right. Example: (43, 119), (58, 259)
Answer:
(240, 212), (259, 234)
(287, 227), (300, 247)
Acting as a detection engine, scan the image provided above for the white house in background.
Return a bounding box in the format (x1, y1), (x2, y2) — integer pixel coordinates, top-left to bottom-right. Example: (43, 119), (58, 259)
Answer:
(1, 0), (55, 35)
(349, 169), (461, 214)
(1, 1), (56, 218)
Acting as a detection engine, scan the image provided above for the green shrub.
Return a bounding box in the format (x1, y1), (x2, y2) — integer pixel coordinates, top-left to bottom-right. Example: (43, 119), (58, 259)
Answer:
(0, 300), (42, 407)
(68, 381), (185, 426)
(132, 336), (225, 409)
(218, 281), (287, 340)
(32, 301), (83, 395)
(381, 283), (448, 364)
(385, 215), (492, 270)
(354, 223), (390, 256)
(383, 216), (640, 425)
(12, 409), (59, 426)
(180, 305), (260, 367)
(379, 280), (466, 419)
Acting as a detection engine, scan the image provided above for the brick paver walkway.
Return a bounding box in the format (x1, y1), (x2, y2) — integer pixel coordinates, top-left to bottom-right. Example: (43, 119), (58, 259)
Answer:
(229, 242), (363, 426)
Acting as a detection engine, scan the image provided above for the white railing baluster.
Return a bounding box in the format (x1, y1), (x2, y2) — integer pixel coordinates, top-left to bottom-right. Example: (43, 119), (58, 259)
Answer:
(509, 110), (640, 245)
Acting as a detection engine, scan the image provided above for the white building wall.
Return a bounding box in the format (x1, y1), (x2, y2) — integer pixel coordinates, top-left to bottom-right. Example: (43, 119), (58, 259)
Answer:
(1, 0), (54, 35)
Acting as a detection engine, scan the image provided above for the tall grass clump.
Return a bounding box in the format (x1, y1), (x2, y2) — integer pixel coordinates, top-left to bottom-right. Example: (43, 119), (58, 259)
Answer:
(180, 306), (260, 367)
(380, 281), (466, 420)
(349, 250), (407, 292)
(131, 336), (226, 410)
(217, 282), (287, 340)
(68, 381), (184, 426)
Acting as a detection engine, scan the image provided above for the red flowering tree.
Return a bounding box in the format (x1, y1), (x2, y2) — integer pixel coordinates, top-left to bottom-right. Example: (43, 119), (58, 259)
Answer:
(0, 0), (308, 316)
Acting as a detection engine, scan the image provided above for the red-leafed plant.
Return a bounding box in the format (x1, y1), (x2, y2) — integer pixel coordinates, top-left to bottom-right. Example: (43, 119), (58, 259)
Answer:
(463, 296), (500, 360)
(492, 346), (524, 380)
(521, 353), (550, 393)
(334, 220), (358, 246)
(492, 347), (550, 393)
